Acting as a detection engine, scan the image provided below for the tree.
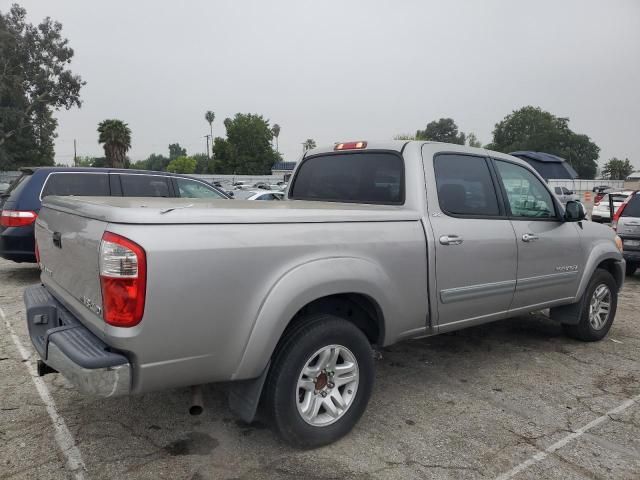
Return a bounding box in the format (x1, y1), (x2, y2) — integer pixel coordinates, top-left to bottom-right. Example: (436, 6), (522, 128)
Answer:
(192, 153), (213, 174)
(97, 119), (131, 168)
(205, 111), (215, 157)
(601, 157), (634, 180)
(166, 155), (196, 174)
(0, 4), (84, 170)
(303, 138), (316, 151)
(169, 143), (187, 161)
(272, 124), (281, 152)
(466, 133), (482, 148)
(488, 106), (599, 179)
(394, 133), (416, 140)
(416, 118), (466, 144)
(74, 155), (105, 168)
(212, 113), (281, 174)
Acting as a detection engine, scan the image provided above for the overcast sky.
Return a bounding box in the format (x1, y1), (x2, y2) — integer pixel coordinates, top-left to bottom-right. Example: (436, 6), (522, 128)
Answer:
(11, 0), (640, 170)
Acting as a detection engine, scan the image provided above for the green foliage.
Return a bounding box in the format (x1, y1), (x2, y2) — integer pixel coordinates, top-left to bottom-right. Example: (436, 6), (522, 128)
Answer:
(98, 119), (131, 168)
(138, 153), (169, 171)
(601, 157), (634, 180)
(169, 143), (187, 161)
(394, 133), (416, 140)
(212, 113), (281, 174)
(466, 133), (482, 148)
(303, 138), (316, 151)
(166, 155), (196, 174)
(0, 4), (84, 170)
(416, 118), (466, 144)
(192, 153), (213, 174)
(488, 106), (599, 179)
(74, 155), (106, 167)
(272, 124), (281, 152)
(205, 111), (215, 126)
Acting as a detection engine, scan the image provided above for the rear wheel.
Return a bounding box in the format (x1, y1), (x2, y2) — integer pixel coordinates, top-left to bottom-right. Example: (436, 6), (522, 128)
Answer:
(264, 314), (375, 448)
(626, 262), (637, 276)
(562, 269), (618, 342)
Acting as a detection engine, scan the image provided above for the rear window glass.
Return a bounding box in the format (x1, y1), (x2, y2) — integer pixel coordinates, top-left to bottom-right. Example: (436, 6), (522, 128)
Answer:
(120, 175), (171, 197)
(622, 194), (640, 217)
(290, 152), (404, 204)
(4, 173), (31, 201)
(41, 173), (110, 198)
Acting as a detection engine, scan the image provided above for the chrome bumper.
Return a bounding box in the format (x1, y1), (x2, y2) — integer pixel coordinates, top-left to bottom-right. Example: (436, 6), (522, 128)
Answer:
(24, 284), (131, 397)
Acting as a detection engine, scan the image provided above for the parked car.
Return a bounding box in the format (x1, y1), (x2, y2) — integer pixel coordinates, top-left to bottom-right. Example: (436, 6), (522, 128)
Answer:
(253, 181), (271, 190)
(0, 167), (229, 263)
(552, 186), (578, 205)
(233, 190), (284, 201)
(612, 191), (640, 275)
(591, 191), (634, 223)
(27, 141), (624, 447)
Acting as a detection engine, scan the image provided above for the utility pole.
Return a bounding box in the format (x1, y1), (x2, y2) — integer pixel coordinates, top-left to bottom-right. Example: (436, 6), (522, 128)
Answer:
(73, 139), (77, 166)
(204, 135), (211, 159)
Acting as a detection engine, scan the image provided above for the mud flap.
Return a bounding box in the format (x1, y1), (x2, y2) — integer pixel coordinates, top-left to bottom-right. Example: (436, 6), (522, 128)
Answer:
(227, 362), (270, 423)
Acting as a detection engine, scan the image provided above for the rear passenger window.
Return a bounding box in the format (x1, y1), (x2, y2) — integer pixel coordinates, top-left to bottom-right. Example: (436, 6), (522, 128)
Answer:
(120, 175), (170, 197)
(621, 194), (640, 217)
(41, 173), (110, 198)
(290, 152), (404, 204)
(434, 154), (500, 216)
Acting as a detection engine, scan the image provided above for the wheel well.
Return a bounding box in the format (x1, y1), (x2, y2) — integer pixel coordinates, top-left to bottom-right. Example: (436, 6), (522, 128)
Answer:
(596, 259), (623, 290)
(283, 293), (385, 347)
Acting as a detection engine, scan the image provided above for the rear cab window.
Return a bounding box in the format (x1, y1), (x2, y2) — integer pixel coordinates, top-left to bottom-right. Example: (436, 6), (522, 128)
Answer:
(41, 172), (110, 198)
(289, 152), (404, 204)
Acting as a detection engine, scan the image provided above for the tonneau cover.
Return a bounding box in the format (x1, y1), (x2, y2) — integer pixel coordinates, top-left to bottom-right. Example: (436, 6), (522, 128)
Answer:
(42, 196), (420, 224)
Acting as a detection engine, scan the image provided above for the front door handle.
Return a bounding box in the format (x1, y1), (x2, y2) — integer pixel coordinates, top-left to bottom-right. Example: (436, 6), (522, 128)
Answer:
(522, 233), (539, 242)
(439, 235), (463, 246)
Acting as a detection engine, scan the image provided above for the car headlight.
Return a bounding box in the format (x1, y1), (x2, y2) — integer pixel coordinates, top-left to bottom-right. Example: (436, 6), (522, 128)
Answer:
(615, 235), (623, 252)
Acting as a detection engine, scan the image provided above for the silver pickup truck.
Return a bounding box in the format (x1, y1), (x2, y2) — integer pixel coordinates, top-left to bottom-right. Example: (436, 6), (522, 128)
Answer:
(26, 141), (625, 447)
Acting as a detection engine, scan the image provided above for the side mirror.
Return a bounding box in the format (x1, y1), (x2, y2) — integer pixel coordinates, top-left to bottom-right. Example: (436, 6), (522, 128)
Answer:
(565, 200), (586, 222)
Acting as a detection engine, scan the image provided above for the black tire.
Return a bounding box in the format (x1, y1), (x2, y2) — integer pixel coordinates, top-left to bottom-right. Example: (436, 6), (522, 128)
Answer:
(562, 269), (618, 342)
(626, 262), (637, 276)
(264, 314), (375, 448)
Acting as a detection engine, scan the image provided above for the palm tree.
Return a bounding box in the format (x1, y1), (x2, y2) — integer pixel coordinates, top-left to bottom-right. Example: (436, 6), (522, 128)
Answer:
(272, 124), (281, 152)
(205, 111), (215, 155)
(97, 119), (131, 168)
(303, 138), (316, 152)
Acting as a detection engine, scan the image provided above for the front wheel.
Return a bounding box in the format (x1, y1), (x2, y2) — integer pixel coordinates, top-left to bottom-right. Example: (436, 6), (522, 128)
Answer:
(562, 269), (618, 342)
(264, 314), (375, 448)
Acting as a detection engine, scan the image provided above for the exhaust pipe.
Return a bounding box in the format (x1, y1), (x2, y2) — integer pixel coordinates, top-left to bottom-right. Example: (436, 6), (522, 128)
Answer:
(189, 385), (204, 416)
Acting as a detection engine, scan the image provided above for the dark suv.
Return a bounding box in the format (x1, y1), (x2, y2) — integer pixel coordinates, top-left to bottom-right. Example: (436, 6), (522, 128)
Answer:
(0, 167), (229, 263)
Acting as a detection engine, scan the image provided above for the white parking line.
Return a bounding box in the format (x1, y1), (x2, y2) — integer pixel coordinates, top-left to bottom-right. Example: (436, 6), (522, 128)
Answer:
(495, 393), (640, 480)
(1, 306), (87, 480)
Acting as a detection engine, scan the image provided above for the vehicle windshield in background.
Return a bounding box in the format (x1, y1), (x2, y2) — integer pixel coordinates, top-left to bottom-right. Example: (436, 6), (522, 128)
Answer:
(289, 152), (404, 204)
(621, 194), (640, 217)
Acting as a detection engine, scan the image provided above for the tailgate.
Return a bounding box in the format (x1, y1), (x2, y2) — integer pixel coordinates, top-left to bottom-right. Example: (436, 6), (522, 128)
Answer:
(35, 205), (108, 336)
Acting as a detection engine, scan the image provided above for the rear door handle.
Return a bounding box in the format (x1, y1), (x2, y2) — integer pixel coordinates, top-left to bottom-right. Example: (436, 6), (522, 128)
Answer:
(522, 233), (539, 242)
(439, 235), (463, 246)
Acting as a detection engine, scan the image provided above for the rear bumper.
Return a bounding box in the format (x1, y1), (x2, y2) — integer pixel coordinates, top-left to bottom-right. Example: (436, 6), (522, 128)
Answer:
(0, 225), (36, 262)
(24, 284), (131, 397)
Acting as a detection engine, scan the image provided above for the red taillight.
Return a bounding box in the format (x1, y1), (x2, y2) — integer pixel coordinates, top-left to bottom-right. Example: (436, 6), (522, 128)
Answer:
(99, 232), (146, 327)
(594, 194), (604, 204)
(611, 196), (632, 231)
(0, 210), (37, 227)
(334, 141), (367, 151)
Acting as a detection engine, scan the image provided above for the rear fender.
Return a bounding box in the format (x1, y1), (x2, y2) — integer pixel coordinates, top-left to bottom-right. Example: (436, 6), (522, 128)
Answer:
(232, 256), (394, 380)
